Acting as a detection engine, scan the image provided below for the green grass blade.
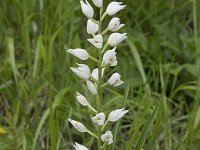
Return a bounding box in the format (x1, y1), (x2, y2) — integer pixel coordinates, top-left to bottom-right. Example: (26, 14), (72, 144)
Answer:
(111, 83), (129, 150)
(127, 38), (151, 96)
(6, 37), (19, 84)
(31, 108), (50, 150)
(31, 88), (67, 150)
(175, 130), (188, 150)
(33, 36), (42, 79)
(134, 99), (161, 150)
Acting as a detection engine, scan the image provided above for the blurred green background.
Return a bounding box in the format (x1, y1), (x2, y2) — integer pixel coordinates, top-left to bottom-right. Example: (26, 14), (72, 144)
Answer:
(0, 0), (200, 149)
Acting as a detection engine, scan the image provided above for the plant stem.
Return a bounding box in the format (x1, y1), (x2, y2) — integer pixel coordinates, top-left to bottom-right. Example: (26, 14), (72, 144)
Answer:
(101, 43), (108, 54)
(101, 83), (108, 88)
(88, 104), (98, 113)
(101, 119), (109, 131)
(87, 130), (98, 139)
(97, 6), (104, 150)
(101, 28), (108, 35)
(101, 12), (107, 21)
(91, 18), (99, 24)
(89, 55), (99, 63)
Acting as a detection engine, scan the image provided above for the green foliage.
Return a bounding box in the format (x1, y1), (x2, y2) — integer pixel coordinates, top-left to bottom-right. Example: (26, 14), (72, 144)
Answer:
(0, 0), (200, 149)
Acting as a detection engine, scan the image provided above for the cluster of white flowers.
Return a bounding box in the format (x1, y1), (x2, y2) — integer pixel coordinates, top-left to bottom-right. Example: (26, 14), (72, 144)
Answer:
(67, 0), (128, 149)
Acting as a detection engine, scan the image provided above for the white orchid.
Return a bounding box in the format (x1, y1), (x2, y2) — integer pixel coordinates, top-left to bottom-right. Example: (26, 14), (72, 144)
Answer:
(70, 64), (91, 80)
(93, 0), (103, 8)
(86, 80), (97, 95)
(80, 0), (94, 18)
(108, 108), (128, 122)
(106, 2), (126, 16)
(87, 19), (99, 34)
(101, 131), (113, 145)
(87, 34), (103, 49)
(108, 17), (124, 32)
(74, 142), (88, 150)
(77, 92), (98, 113)
(68, 119), (88, 132)
(76, 92), (89, 106)
(102, 47), (117, 66)
(108, 33), (127, 47)
(67, 48), (89, 60)
(68, 0), (128, 147)
(108, 73), (124, 86)
(91, 68), (105, 80)
(92, 113), (105, 126)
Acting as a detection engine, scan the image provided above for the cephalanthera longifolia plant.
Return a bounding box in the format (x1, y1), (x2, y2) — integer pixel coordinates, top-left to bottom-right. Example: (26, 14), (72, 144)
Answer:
(67, 0), (128, 149)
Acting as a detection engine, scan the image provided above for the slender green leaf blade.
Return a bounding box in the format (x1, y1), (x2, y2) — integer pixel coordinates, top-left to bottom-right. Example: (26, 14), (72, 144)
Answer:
(135, 99), (161, 150)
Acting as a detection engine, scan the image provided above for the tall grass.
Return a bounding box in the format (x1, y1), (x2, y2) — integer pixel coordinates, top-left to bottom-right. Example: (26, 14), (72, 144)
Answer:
(0, 0), (200, 149)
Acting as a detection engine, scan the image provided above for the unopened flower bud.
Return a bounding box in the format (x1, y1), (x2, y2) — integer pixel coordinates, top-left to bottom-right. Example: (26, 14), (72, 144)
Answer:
(91, 68), (105, 80)
(74, 142), (88, 150)
(108, 33), (127, 47)
(106, 2), (126, 16)
(86, 80), (97, 95)
(87, 19), (99, 34)
(76, 92), (89, 106)
(108, 17), (124, 32)
(108, 73), (124, 87)
(80, 0), (94, 18)
(88, 34), (103, 49)
(68, 119), (87, 132)
(70, 64), (91, 80)
(108, 108), (128, 122)
(93, 0), (103, 8)
(67, 48), (89, 60)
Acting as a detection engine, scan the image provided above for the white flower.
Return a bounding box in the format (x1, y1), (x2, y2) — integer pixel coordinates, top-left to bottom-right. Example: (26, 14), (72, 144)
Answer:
(108, 33), (127, 47)
(74, 142), (88, 150)
(87, 34), (103, 49)
(76, 92), (89, 106)
(93, 0), (103, 8)
(106, 2), (126, 16)
(70, 64), (91, 80)
(108, 108), (128, 122)
(101, 131), (113, 145)
(108, 17), (124, 32)
(86, 80), (97, 95)
(92, 113), (105, 126)
(80, 0), (94, 18)
(108, 73), (124, 87)
(87, 19), (99, 34)
(91, 68), (105, 80)
(68, 119), (87, 132)
(67, 48), (89, 60)
(102, 47), (117, 66)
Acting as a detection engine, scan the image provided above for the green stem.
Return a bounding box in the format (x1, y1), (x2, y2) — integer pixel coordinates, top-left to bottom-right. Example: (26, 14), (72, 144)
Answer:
(89, 55), (99, 63)
(97, 6), (104, 150)
(87, 130), (98, 139)
(97, 49), (103, 111)
(101, 143), (107, 149)
(101, 63), (108, 68)
(101, 12), (107, 21)
(91, 76), (99, 83)
(88, 104), (98, 113)
(101, 28), (108, 35)
(101, 82), (108, 88)
(91, 18), (99, 24)
(101, 119), (109, 132)
(101, 43), (108, 54)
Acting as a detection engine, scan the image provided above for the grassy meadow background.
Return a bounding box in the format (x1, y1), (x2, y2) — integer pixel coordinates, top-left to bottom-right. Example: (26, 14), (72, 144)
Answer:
(0, 0), (200, 149)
